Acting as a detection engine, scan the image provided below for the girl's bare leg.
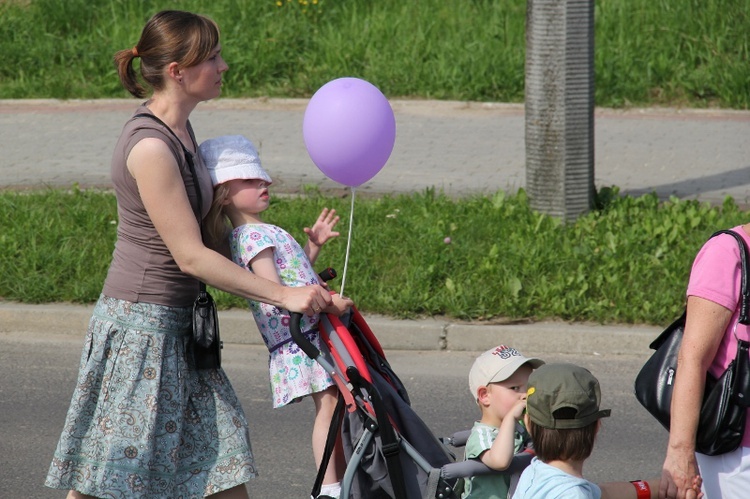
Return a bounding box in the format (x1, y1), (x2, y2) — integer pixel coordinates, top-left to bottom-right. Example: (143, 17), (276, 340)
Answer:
(312, 387), (345, 486)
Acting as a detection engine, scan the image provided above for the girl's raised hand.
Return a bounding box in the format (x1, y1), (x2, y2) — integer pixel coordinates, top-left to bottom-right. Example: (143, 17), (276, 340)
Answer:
(303, 208), (341, 264)
(304, 208), (340, 248)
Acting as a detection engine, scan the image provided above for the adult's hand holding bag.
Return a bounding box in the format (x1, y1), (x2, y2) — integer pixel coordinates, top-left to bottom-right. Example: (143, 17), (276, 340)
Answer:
(634, 229), (750, 456)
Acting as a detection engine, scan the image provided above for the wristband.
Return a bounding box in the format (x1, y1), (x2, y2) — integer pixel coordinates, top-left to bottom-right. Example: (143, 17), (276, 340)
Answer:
(630, 480), (650, 499)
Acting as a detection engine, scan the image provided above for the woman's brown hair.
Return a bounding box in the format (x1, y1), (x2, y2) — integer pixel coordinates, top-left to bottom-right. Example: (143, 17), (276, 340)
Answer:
(113, 10), (220, 98)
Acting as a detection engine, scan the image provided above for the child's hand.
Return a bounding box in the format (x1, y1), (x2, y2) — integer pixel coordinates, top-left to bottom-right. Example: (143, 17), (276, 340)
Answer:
(323, 293), (354, 316)
(688, 475), (703, 499)
(304, 208), (340, 248)
(509, 398), (527, 421)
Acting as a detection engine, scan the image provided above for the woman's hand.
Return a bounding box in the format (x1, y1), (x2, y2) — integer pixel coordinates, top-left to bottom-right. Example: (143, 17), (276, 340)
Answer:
(688, 474), (704, 499)
(660, 447), (700, 499)
(282, 285), (333, 315)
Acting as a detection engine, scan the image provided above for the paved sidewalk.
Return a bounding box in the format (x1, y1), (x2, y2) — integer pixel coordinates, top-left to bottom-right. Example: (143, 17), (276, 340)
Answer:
(2, 98), (749, 202)
(1, 98), (748, 354)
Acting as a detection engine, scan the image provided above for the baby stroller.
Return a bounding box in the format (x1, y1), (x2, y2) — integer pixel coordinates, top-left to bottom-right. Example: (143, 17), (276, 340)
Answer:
(290, 271), (534, 499)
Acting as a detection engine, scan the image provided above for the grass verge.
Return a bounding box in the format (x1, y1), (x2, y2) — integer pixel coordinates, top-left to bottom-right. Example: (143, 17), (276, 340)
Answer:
(2, 186), (747, 325)
(0, 0), (748, 108)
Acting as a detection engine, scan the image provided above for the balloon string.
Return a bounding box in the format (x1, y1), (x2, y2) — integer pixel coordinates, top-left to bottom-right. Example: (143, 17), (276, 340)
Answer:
(340, 187), (356, 297)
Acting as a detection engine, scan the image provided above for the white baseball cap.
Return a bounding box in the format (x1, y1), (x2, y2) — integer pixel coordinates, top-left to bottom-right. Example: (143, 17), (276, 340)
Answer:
(468, 345), (544, 400)
(198, 135), (272, 187)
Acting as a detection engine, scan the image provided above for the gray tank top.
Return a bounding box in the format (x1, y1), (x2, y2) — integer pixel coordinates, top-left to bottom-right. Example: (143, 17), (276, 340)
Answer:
(102, 105), (212, 307)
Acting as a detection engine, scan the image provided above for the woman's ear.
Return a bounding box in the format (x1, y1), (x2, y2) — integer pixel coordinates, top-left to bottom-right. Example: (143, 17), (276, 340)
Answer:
(167, 62), (183, 83)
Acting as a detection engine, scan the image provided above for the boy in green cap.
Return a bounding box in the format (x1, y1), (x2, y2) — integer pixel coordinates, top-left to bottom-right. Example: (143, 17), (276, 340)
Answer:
(512, 363), (702, 499)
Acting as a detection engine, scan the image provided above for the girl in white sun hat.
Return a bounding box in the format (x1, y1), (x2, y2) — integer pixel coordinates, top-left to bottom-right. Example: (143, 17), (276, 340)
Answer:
(200, 134), (352, 499)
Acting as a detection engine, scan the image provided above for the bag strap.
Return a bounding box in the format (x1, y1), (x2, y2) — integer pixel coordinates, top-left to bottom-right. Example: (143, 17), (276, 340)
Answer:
(132, 112), (207, 294)
(709, 230), (750, 325)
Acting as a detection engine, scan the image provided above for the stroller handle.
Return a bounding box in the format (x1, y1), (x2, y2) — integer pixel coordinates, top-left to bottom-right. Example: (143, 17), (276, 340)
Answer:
(290, 268), (338, 360)
(290, 313), (319, 360)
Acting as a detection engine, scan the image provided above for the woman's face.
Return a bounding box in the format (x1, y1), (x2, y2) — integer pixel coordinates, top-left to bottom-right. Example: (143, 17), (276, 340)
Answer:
(182, 44), (229, 101)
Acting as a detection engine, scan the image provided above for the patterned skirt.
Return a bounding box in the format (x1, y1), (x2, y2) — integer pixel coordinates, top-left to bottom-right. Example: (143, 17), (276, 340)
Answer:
(45, 295), (257, 498)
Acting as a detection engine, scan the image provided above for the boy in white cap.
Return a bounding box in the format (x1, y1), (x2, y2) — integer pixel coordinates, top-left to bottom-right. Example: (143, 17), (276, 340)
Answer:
(199, 135), (352, 499)
(462, 345), (544, 499)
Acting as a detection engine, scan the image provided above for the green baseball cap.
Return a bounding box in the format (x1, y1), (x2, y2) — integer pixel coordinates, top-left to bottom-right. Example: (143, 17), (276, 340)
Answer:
(526, 363), (611, 430)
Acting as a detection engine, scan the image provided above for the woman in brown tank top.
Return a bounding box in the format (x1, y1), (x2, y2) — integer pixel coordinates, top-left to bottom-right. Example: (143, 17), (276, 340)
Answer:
(45, 10), (348, 499)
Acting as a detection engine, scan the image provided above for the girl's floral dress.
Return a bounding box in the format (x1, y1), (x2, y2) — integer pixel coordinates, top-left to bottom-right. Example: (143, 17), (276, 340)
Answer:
(230, 223), (334, 408)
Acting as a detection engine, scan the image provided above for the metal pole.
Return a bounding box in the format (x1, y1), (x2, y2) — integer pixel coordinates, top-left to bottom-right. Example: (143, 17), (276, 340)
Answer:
(525, 0), (595, 221)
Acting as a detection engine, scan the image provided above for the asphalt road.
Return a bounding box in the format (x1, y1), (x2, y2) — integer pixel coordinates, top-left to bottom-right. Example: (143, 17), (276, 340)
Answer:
(1, 331), (667, 498)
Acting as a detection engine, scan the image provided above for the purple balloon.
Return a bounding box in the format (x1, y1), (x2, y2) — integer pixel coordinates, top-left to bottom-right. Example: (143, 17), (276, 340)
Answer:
(303, 77), (396, 187)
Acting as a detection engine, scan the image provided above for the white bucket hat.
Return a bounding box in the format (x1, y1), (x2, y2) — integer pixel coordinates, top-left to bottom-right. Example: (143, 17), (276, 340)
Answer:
(198, 135), (273, 186)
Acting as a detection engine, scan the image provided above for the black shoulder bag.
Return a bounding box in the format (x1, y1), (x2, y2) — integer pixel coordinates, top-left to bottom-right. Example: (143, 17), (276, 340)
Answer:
(133, 113), (222, 370)
(634, 229), (750, 456)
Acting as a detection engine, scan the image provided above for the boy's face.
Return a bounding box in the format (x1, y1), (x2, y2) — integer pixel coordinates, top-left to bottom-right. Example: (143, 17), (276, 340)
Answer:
(479, 364), (533, 425)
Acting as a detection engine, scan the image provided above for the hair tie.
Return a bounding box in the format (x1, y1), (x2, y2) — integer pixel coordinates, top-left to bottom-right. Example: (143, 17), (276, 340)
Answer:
(132, 46), (139, 57)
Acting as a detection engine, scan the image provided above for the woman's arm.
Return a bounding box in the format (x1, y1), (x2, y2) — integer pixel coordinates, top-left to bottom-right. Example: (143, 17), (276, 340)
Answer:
(128, 139), (331, 313)
(248, 245), (354, 314)
(659, 296), (731, 499)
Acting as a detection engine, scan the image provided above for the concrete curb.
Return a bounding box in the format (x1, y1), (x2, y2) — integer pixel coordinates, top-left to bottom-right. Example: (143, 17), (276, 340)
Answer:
(0, 302), (661, 356)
